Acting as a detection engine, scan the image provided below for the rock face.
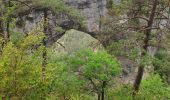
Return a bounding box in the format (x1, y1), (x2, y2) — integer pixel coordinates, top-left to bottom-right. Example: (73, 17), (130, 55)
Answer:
(14, 0), (107, 33)
(15, 0), (108, 45)
(64, 0), (108, 32)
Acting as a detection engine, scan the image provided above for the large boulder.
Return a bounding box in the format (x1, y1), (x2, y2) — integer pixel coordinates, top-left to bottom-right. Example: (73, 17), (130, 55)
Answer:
(52, 29), (103, 54)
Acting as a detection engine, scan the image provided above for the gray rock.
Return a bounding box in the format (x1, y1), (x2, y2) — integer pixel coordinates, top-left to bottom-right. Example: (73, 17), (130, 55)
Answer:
(15, 1), (107, 34)
(52, 29), (103, 54)
(14, 0), (108, 45)
(64, 0), (107, 32)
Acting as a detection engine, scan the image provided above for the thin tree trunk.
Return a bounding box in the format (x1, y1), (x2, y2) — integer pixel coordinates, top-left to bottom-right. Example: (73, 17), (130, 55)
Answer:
(98, 93), (101, 100)
(42, 9), (48, 81)
(0, 0), (11, 52)
(2, 96), (6, 100)
(2, 0), (10, 44)
(41, 9), (48, 100)
(101, 81), (106, 100)
(0, 2), (5, 49)
(5, 0), (10, 43)
(101, 91), (104, 100)
(133, 0), (158, 95)
(0, 14), (4, 37)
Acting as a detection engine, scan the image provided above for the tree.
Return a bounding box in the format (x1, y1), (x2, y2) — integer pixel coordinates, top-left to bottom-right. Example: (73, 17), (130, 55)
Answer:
(0, 0), (16, 49)
(102, 0), (170, 95)
(0, 25), (44, 99)
(0, 0), (86, 99)
(33, 1), (85, 96)
(67, 49), (121, 100)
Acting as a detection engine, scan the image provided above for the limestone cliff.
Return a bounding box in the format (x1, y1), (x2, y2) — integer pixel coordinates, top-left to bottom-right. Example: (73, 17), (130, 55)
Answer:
(15, 0), (108, 45)
(64, 0), (107, 32)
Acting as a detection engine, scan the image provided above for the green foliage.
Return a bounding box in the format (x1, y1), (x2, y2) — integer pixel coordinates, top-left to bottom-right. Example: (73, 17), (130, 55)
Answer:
(107, 85), (133, 100)
(67, 49), (121, 95)
(153, 50), (170, 83)
(47, 62), (83, 99)
(55, 26), (65, 33)
(0, 24), (85, 99)
(137, 74), (170, 99)
(107, 32), (142, 61)
(109, 74), (170, 100)
(0, 0), (86, 99)
(10, 31), (24, 45)
(111, 0), (133, 16)
(0, 29), (44, 98)
(69, 49), (121, 80)
(1, 0), (170, 99)
(32, 0), (85, 27)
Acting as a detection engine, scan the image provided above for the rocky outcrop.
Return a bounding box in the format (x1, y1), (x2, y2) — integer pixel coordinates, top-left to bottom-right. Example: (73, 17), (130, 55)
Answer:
(64, 0), (107, 32)
(14, 0), (107, 34)
(52, 29), (103, 54)
(14, 0), (138, 84)
(15, 0), (108, 45)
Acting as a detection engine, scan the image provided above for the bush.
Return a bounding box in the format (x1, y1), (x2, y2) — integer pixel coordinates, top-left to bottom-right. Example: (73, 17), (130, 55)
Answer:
(109, 74), (170, 100)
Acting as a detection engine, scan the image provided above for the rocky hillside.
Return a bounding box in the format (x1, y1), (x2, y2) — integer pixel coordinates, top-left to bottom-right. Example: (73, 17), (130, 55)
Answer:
(14, 0), (139, 84)
(15, 0), (108, 43)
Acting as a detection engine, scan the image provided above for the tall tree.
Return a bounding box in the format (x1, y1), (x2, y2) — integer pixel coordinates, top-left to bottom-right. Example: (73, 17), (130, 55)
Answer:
(133, 0), (158, 94)
(102, 0), (170, 95)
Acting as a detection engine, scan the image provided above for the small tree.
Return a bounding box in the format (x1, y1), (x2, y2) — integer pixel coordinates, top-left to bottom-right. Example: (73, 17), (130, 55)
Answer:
(67, 49), (121, 100)
(0, 26), (44, 99)
(46, 53), (83, 100)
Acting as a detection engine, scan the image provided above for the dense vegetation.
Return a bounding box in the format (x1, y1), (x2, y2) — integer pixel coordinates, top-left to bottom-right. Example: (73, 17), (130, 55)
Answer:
(0, 0), (170, 100)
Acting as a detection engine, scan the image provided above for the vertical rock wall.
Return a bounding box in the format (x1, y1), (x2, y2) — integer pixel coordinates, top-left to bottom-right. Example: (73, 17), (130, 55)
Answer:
(14, 0), (108, 44)
(64, 0), (108, 32)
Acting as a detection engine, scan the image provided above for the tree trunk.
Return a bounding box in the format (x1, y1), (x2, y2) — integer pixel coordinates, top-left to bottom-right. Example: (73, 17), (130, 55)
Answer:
(98, 93), (101, 100)
(5, 0), (11, 43)
(133, 0), (158, 95)
(0, 13), (4, 37)
(133, 65), (144, 95)
(2, 96), (6, 100)
(101, 91), (104, 100)
(42, 9), (48, 81)
(0, 2), (5, 49)
(2, 0), (11, 44)
(101, 81), (106, 100)
(41, 9), (48, 100)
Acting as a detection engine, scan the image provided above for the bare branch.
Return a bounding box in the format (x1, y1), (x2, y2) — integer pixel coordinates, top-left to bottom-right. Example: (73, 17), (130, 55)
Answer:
(11, 0), (32, 9)
(125, 16), (149, 22)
